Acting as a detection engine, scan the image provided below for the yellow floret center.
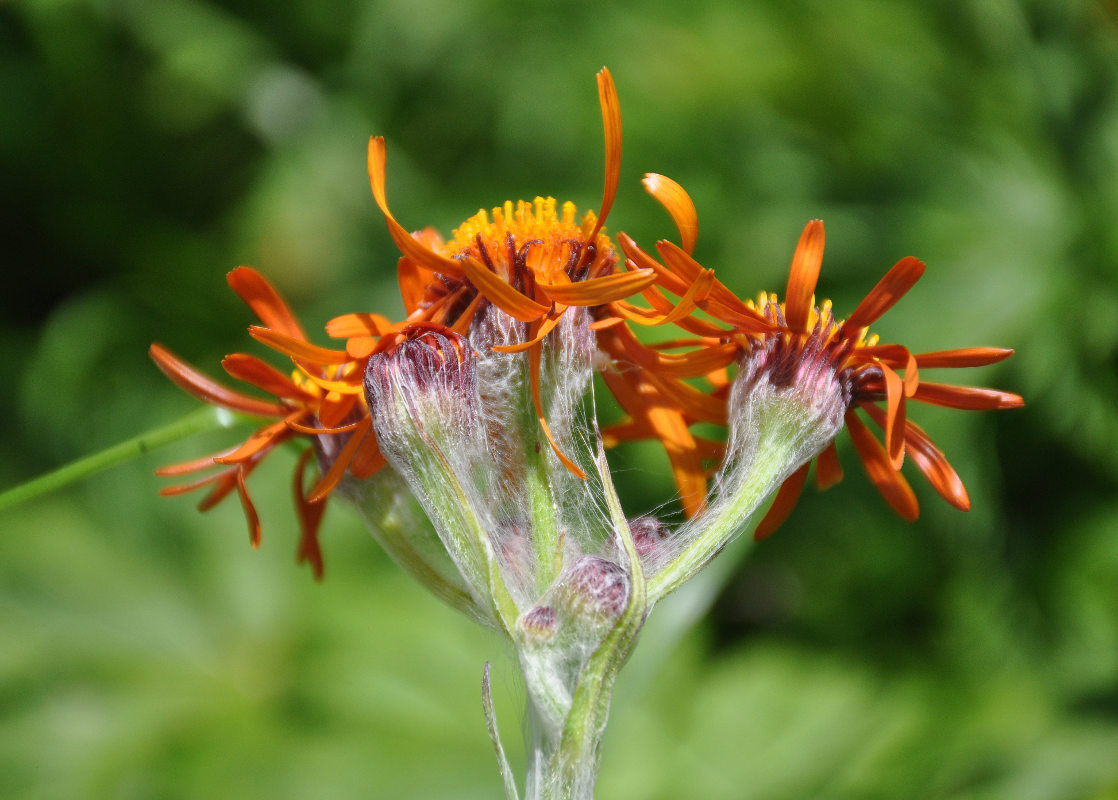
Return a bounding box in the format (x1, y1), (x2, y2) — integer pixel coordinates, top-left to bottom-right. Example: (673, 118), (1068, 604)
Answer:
(442, 197), (615, 284)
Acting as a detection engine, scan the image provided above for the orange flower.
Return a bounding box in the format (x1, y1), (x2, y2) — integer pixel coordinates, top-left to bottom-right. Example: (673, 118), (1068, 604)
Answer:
(150, 267), (377, 580)
(350, 67), (655, 477)
(609, 180), (1023, 535)
(151, 68), (660, 571)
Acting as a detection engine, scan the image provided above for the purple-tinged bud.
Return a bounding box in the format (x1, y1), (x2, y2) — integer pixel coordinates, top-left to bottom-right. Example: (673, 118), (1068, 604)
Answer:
(559, 555), (630, 623)
(364, 324), (476, 423)
(362, 324), (508, 626)
(628, 516), (670, 561)
(519, 605), (558, 643)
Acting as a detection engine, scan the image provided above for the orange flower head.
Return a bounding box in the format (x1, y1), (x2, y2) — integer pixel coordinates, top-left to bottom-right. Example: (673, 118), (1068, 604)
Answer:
(149, 267), (377, 580)
(735, 219), (1023, 539)
(604, 179), (1023, 535)
(150, 68), (657, 575)
(342, 67), (656, 477)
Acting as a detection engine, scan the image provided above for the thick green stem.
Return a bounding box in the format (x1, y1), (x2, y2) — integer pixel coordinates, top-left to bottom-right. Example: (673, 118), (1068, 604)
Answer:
(0, 406), (239, 512)
(648, 391), (833, 603)
(521, 445), (647, 800)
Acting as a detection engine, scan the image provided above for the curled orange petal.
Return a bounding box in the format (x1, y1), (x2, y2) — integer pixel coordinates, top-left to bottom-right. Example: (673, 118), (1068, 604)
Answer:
(586, 67), (622, 246)
(461, 257), (550, 323)
(248, 326), (351, 366)
(293, 448), (327, 580)
(222, 353), (315, 401)
(309, 416), (372, 502)
(863, 404), (970, 512)
(537, 268), (655, 306)
(860, 344), (919, 397)
(815, 441), (844, 490)
(643, 173), (698, 254)
(234, 466), (262, 549)
(367, 136), (464, 278)
(227, 266), (306, 341)
(882, 365), (906, 470)
(845, 410), (918, 521)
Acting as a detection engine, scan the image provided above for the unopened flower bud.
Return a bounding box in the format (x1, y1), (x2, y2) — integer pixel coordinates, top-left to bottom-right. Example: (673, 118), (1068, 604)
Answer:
(365, 326), (477, 431)
(628, 516), (670, 561)
(519, 605), (558, 643)
(557, 555), (630, 624)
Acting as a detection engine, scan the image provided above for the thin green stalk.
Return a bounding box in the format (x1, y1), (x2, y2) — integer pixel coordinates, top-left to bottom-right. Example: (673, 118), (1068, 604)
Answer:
(0, 406), (239, 512)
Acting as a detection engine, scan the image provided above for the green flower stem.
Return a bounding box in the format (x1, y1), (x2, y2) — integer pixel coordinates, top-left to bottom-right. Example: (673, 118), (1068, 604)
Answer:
(525, 444), (647, 800)
(0, 406), (240, 512)
(526, 454), (562, 595)
(647, 396), (824, 603)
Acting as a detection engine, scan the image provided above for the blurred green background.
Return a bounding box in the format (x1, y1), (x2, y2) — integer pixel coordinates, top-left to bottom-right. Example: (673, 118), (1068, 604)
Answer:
(3, 0), (1118, 797)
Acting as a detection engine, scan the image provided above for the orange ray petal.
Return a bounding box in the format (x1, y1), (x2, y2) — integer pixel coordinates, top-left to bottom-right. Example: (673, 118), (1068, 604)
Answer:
(198, 456), (266, 511)
(882, 365), (906, 470)
(601, 418), (725, 461)
(346, 337), (379, 359)
(248, 326), (351, 365)
(914, 348), (1015, 368)
(618, 233), (691, 298)
(598, 323), (740, 379)
(600, 368), (707, 516)
(293, 363), (364, 395)
(222, 353), (315, 401)
(913, 382), (1025, 410)
(309, 416), (372, 502)
(367, 136), (465, 278)
(461, 256), (551, 323)
(862, 404), (970, 512)
(491, 314), (561, 354)
(537, 268), (655, 306)
(842, 256), (925, 333)
(348, 432), (387, 479)
(293, 448), (327, 580)
(287, 418), (363, 435)
(528, 340), (586, 480)
(397, 256), (433, 315)
(655, 241), (763, 324)
(784, 220), (826, 333)
(815, 441), (844, 490)
(845, 410), (918, 521)
(585, 67), (621, 246)
(150, 343), (287, 417)
(158, 471), (224, 497)
(214, 413), (303, 465)
(639, 343), (739, 378)
(611, 268), (715, 327)
(859, 344), (919, 397)
(234, 466), (262, 548)
(317, 392), (359, 429)
(754, 462), (810, 541)
(643, 173), (698, 254)
(643, 368), (728, 425)
(325, 312), (396, 339)
(589, 316), (625, 331)
(227, 266), (306, 341)
(154, 445), (240, 477)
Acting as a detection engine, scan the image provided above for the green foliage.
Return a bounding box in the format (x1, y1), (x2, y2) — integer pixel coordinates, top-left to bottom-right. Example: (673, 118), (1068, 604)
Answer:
(2, 0), (1117, 796)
